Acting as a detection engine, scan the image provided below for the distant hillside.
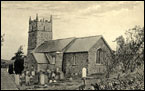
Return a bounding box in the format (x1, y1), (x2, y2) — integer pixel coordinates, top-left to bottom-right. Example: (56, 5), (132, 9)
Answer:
(1, 59), (15, 68)
(1, 59), (9, 68)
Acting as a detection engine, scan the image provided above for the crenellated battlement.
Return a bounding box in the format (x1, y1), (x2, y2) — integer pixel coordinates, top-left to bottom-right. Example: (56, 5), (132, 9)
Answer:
(29, 14), (52, 32)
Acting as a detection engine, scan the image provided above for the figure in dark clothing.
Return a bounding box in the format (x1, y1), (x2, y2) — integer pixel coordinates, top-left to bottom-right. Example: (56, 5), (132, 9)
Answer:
(11, 46), (25, 75)
(14, 58), (24, 74)
(8, 64), (14, 74)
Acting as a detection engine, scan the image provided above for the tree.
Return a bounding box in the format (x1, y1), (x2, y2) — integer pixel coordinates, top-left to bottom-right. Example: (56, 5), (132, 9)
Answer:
(114, 26), (144, 72)
(103, 50), (115, 78)
(11, 45), (25, 74)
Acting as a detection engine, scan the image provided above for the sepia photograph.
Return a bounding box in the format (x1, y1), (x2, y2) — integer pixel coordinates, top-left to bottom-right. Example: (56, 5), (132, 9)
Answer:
(1, 1), (144, 90)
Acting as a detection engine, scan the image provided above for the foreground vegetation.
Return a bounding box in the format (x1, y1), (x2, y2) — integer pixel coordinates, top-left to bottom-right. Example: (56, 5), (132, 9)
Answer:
(92, 26), (144, 90)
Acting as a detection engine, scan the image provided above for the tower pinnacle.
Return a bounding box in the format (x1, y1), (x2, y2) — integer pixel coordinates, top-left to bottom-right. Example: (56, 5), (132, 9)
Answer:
(50, 15), (52, 22)
(29, 16), (31, 23)
(36, 13), (39, 21)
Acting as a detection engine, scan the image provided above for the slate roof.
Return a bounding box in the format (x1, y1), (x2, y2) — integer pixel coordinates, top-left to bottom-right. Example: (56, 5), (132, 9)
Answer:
(35, 36), (103, 53)
(1, 68), (18, 90)
(31, 35), (110, 64)
(65, 35), (102, 53)
(35, 37), (75, 53)
(32, 53), (48, 64)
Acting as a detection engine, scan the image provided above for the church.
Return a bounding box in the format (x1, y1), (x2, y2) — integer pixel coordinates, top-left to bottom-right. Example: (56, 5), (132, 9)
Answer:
(25, 14), (113, 77)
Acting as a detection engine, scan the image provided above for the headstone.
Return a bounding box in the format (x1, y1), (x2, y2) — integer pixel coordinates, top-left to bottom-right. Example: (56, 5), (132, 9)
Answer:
(53, 80), (57, 83)
(47, 69), (51, 79)
(69, 77), (73, 81)
(56, 68), (59, 73)
(90, 85), (95, 90)
(31, 71), (35, 76)
(15, 74), (20, 85)
(52, 72), (56, 78)
(30, 75), (33, 85)
(25, 75), (30, 85)
(55, 75), (59, 80)
(44, 74), (48, 84)
(44, 84), (48, 88)
(75, 73), (78, 76)
(60, 72), (64, 80)
(21, 74), (25, 85)
(82, 67), (87, 78)
(82, 68), (87, 86)
(26, 71), (29, 75)
(40, 72), (45, 85)
(49, 80), (53, 83)
(22, 73), (25, 77)
(47, 69), (51, 73)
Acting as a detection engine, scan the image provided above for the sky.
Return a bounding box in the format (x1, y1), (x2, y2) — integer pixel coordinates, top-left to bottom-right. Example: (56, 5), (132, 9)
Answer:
(1, 1), (144, 60)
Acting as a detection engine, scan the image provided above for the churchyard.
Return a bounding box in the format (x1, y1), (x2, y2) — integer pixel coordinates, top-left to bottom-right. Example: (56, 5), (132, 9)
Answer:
(17, 74), (104, 90)
(13, 68), (103, 90)
(12, 62), (144, 90)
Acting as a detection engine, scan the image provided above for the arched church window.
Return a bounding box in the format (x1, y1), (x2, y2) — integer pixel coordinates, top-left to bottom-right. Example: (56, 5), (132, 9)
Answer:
(96, 48), (103, 64)
(73, 54), (76, 65)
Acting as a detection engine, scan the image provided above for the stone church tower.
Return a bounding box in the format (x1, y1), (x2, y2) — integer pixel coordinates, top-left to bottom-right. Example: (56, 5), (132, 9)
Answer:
(27, 14), (53, 54)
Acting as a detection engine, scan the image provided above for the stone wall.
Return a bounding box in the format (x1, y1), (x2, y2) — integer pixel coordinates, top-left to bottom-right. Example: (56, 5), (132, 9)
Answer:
(25, 53), (37, 71)
(36, 31), (52, 47)
(28, 32), (37, 52)
(44, 53), (63, 72)
(88, 38), (112, 75)
(37, 64), (48, 72)
(63, 52), (88, 77)
(55, 53), (63, 71)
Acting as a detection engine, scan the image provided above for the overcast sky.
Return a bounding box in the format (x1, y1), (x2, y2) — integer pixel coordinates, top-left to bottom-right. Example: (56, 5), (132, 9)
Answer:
(1, 1), (144, 60)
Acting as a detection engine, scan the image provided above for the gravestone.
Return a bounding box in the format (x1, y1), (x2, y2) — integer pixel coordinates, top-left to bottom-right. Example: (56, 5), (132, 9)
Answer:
(25, 75), (30, 86)
(49, 80), (53, 83)
(69, 77), (73, 81)
(60, 71), (64, 80)
(82, 67), (87, 78)
(26, 71), (29, 75)
(40, 72), (45, 85)
(82, 67), (87, 86)
(75, 73), (78, 76)
(25, 71), (30, 85)
(44, 74), (48, 84)
(15, 74), (20, 85)
(56, 68), (59, 73)
(47, 69), (51, 79)
(31, 71), (35, 76)
(55, 75), (59, 80)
